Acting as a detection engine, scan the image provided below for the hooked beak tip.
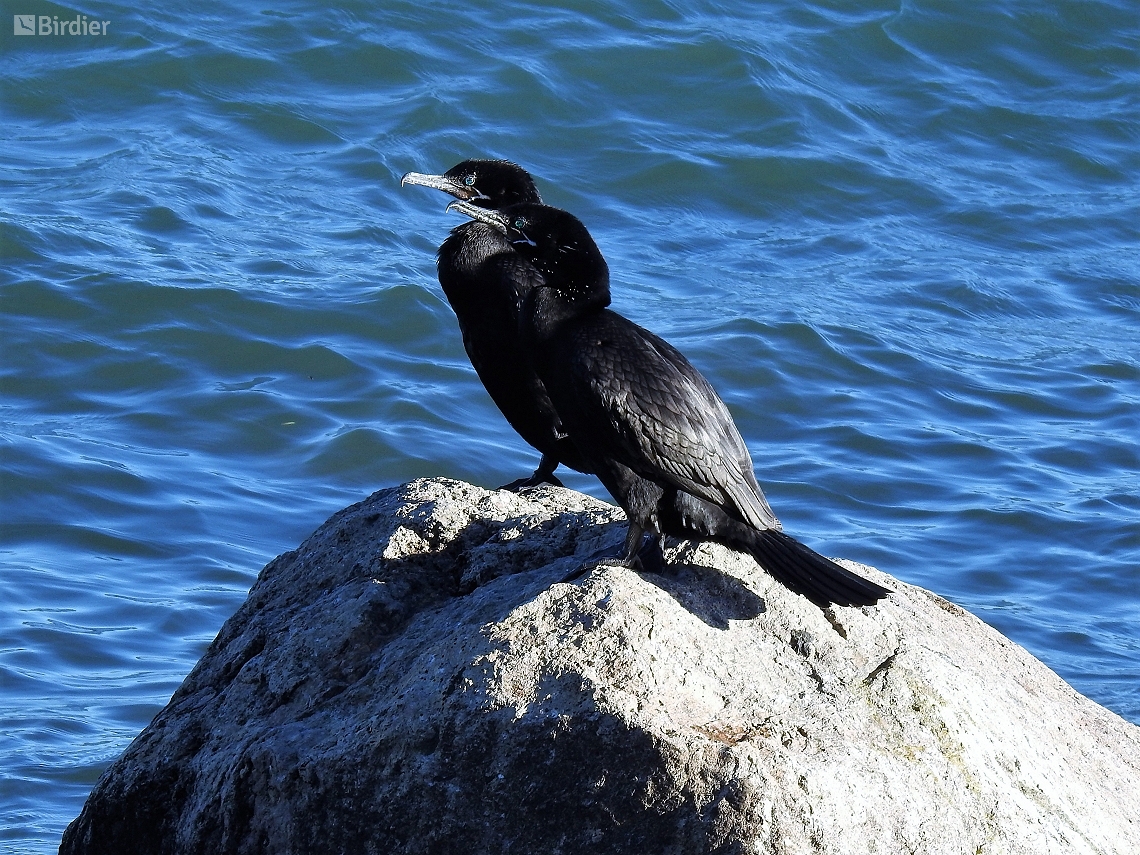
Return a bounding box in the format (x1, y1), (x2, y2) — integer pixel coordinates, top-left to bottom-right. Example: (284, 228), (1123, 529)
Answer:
(446, 199), (509, 233)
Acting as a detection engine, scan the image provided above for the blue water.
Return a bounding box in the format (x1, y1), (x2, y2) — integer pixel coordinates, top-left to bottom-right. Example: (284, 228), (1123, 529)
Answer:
(2, 0), (1138, 849)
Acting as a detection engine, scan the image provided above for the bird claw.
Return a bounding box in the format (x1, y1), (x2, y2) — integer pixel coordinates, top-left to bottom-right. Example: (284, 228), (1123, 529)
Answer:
(498, 471), (565, 492)
(558, 555), (628, 584)
(498, 455), (565, 492)
(557, 532), (665, 583)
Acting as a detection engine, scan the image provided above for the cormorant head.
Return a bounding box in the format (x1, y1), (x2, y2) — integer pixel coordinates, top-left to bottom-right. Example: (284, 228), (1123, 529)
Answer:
(446, 200), (609, 299)
(401, 159), (541, 208)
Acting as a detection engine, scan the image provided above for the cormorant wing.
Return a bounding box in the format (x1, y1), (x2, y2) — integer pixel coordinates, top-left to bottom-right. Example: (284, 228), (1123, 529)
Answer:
(567, 310), (781, 532)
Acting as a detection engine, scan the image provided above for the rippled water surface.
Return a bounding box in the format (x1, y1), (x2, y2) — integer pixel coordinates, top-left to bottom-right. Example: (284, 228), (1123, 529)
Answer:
(2, 0), (1138, 849)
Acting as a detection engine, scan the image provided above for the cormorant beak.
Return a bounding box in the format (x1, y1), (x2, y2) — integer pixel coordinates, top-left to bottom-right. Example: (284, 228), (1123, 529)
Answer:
(401, 171), (478, 201)
(445, 200), (509, 234)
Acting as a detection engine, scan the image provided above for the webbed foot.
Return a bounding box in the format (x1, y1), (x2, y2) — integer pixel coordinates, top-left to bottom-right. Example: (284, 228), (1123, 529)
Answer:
(498, 454), (564, 491)
(558, 525), (665, 582)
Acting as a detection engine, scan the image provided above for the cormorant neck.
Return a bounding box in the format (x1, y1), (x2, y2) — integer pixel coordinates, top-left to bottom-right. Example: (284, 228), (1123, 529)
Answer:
(523, 271), (611, 343)
(437, 222), (515, 302)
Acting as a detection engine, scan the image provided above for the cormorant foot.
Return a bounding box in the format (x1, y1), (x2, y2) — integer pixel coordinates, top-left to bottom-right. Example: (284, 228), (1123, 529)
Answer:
(498, 455), (564, 492)
(498, 471), (565, 491)
(634, 534), (666, 575)
(558, 555), (631, 584)
(558, 531), (665, 583)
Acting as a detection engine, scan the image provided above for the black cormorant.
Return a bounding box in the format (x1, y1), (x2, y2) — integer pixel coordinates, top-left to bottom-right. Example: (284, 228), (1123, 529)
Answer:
(401, 160), (589, 488)
(448, 199), (890, 609)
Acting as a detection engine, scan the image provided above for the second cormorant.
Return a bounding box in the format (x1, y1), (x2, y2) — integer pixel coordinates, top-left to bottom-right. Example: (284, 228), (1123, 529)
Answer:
(448, 199), (891, 609)
(401, 159), (589, 488)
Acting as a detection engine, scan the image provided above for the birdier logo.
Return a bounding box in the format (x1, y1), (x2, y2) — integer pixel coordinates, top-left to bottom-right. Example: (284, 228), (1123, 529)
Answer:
(13, 14), (110, 35)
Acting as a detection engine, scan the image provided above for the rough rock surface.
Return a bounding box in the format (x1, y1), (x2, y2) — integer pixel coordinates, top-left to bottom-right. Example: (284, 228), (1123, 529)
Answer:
(60, 477), (1140, 855)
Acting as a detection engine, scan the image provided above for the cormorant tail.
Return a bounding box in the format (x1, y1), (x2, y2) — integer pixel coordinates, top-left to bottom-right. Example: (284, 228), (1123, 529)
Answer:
(741, 528), (891, 608)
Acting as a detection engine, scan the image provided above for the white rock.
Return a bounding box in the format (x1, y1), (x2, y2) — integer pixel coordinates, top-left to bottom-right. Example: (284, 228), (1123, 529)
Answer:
(60, 478), (1140, 855)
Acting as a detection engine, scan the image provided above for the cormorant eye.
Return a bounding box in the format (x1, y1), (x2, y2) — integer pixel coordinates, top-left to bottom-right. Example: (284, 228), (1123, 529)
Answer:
(514, 218), (527, 229)
(464, 175), (476, 186)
